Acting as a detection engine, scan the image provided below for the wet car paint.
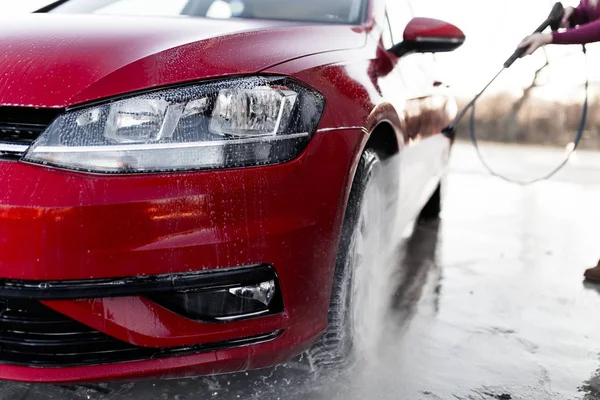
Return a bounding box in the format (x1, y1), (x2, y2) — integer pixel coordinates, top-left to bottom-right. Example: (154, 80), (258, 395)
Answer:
(0, 15), (365, 108)
(0, 0), (464, 382)
(2, 142), (599, 398)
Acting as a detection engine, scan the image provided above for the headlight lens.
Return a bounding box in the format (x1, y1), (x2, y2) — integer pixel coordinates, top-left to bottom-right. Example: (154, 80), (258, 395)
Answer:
(23, 77), (324, 173)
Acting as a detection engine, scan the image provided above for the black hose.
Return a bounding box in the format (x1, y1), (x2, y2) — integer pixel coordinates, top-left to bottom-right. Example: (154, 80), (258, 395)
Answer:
(469, 45), (589, 185)
(443, 2), (589, 186)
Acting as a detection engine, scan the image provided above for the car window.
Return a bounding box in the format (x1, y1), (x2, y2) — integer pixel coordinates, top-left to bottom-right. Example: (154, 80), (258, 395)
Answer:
(382, 11), (394, 49)
(50, 0), (367, 24)
(386, 0), (433, 95)
(72, 0), (190, 17)
(385, 0), (413, 45)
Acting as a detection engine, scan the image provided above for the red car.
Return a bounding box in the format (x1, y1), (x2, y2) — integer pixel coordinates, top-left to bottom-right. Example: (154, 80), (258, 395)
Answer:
(0, 0), (463, 383)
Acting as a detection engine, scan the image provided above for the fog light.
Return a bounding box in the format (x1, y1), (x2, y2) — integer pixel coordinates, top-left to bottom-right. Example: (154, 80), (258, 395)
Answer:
(229, 280), (276, 307)
(152, 280), (281, 322)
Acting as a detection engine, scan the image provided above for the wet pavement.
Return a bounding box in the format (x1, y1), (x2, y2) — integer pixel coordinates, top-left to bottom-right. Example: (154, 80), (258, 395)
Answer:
(3, 141), (600, 400)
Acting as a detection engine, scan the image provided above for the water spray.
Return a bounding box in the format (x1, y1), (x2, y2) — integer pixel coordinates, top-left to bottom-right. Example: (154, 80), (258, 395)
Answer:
(442, 2), (590, 185)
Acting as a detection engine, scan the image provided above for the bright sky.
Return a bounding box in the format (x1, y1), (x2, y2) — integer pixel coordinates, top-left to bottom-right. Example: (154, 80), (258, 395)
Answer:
(2, 0), (599, 101)
(420, 0), (599, 101)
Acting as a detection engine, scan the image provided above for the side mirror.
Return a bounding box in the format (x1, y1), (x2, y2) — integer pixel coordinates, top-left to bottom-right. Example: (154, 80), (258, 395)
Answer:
(390, 17), (465, 58)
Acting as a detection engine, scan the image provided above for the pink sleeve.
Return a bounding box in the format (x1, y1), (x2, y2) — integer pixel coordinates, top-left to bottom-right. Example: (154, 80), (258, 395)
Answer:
(570, 1), (590, 26)
(552, 18), (600, 44)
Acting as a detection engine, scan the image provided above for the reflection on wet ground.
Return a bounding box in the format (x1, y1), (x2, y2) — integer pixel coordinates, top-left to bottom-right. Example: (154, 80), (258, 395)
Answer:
(3, 142), (600, 399)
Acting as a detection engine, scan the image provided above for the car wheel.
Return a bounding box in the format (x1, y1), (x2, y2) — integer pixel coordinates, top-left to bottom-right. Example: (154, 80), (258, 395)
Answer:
(307, 148), (387, 371)
(417, 181), (442, 221)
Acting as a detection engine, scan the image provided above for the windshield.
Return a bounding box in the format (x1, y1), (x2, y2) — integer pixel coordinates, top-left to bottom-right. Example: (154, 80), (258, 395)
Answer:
(48, 0), (367, 24)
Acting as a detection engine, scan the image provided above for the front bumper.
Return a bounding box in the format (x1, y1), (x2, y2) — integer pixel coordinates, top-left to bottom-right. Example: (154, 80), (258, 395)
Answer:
(0, 129), (364, 382)
(1, 329), (315, 384)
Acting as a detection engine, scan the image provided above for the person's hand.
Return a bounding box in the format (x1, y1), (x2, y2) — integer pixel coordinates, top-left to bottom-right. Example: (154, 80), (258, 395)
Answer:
(560, 6), (576, 29)
(518, 33), (552, 56)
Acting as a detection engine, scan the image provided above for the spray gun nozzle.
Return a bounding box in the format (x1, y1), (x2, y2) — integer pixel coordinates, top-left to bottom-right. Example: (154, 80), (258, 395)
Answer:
(442, 125), (456, 140)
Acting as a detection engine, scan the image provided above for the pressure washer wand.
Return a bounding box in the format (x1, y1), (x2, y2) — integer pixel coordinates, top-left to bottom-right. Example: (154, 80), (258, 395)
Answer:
(504, 2), (565, 68)
(442, 2), (565, 139)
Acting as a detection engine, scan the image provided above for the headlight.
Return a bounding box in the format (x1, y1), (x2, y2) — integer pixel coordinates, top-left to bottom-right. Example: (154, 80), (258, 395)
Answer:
(23, 77), (325, 173)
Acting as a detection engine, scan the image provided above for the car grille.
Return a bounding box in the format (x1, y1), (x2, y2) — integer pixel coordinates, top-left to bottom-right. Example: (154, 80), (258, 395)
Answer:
(0, 107), (62, 159)
(0, 298), (135, 366)
(0, 297), (280, 367)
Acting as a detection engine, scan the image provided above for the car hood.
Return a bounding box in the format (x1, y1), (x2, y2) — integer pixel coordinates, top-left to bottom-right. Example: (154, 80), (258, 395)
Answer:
(0, 14), (366, 108)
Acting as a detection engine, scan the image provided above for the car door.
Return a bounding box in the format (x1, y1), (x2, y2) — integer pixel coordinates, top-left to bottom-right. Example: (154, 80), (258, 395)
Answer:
(380, 0), (455, 231)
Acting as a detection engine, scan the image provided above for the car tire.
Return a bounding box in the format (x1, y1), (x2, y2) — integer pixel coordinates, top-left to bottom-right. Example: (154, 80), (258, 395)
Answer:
(417, 181), (442, 221)
(307, 148), (384, 371)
